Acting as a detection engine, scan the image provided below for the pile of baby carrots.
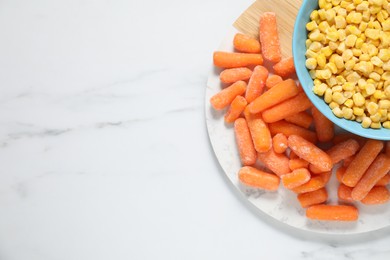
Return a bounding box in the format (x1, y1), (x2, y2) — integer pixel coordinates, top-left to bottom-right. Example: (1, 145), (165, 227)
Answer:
(210, 12), (390, 222)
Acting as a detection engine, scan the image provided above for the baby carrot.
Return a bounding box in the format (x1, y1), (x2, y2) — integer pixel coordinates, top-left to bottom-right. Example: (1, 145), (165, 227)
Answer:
(309, 164), (325, 174)
(285, 111), (313, 129)
(351, 154), (390, 201)
(213, 51), (263, 68)
(245, 65), (268, 103)
(210, 81), (247, 110)
(343, 155), (355, 167)
(361, 186), (390, 205)
(262, 92), (313, 123)
(257, 149), (290, 177)
(248, 79), (299, 113)
(342, 140), (384, 187)
(288, 135), (333, 172)
(247, 114), (272, 153)
(320, 171), (332, 185)
(259, 12), (282, 63)
(265, 74), (283, 89)
(306, 205), (358, 221)
(289, 158), (309, 171)
(336, 166), (346, 183)
(234, 118), (257, 166)
(289, 151), (299, 159)
(268, 121), (317, 144)
(338, 184), (353, 202)
(297, 188), (328, 208)
(272, 133), (288, 154)
(311, 107), (334, 142)
(220, 67), (252, 84)
(238, 166), (280, 191)
(273, 57), (296, 78)
(386, 142), (390, 156)
(281, 168), (311, 189)
(376, 173), (390, 186)
(292, 176), (326, 193)
(224, 96), (248, 123)
(233, 33), (261, 53)
(326, 139), (360, 164)
(332, 133), (367, 147)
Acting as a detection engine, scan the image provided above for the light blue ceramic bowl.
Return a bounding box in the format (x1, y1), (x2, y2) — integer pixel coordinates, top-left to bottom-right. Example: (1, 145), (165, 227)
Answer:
(292, 0), (390, 140)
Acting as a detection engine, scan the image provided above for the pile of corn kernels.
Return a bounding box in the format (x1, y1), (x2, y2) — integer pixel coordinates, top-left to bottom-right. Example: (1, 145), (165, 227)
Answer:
(305, 0), (390, 129)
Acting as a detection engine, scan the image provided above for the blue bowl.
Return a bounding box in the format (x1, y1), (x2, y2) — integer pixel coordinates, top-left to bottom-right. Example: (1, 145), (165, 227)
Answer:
(292, 0), (390, 140)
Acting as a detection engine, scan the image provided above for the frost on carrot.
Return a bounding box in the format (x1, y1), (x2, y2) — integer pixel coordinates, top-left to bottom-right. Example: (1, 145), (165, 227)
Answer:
(259, 12), (281, 63)
(224, 96), (247, 123)
(213, 51), (263, 68)
(234, 118), (257, 166)
(297, 188), (328, 208)
(272, 133), (288, 154)
(281, 168), (311, 189)
(220, 67), (252, 84)
(306, 205), (358, 221)
(273, 57), (296, 78)
(210, 80), (247, 110)
(257, 149), (290, 177)
(233, 33), (261, 53)
(238, 166), (280, 191)
(245, 65), (268, 103)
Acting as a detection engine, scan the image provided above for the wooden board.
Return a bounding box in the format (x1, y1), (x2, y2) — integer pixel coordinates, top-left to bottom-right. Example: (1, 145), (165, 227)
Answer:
(233, 0), (303, 58)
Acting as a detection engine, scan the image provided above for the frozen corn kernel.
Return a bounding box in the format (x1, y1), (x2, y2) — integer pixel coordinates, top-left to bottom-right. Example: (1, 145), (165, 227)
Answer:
(361, 116), (372, 127)
(379, 100), (390, 108)
(383, 121), (390, 128)
(317, 54), (327, 68)
(342, 107), (354, 119)
(370, 112), (382, 122)
(306, 58), (318, 70)
(353, 92), (366, 106)
(369, 72), (381, 81)
(333, 92), (347, 104)
(366, 83), (376, 95)
(365, 29), (381, 40)
(332, 107), (344, 117)
(313, 83), (328, 96)
(353, 107), (365, 116)
(324, 88), (333, 103)
(344, 98), (354, 108)
(367, 101), (379, 114)
(307, 21), (318, 31)
(371, 56), (384, 66)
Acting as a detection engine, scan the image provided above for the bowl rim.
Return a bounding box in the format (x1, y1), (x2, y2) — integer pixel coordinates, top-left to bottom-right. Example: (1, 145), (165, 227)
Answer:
(292, 0), (390, 141)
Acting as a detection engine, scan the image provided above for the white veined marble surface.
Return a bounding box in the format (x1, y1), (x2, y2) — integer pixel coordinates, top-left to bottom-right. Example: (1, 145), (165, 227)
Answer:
(0, 0), (389, 259)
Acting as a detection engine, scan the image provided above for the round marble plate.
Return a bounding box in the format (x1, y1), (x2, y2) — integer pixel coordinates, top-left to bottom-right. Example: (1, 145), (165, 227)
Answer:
(205, 28), (390, 234)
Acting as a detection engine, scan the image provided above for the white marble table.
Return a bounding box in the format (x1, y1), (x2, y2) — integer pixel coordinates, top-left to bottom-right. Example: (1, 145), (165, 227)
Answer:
(0, 0), (389, 259)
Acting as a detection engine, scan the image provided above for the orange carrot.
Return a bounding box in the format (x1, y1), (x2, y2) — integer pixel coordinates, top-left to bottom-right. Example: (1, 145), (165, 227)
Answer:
(273, 57), (296, 78)
(376, 173), (390, 186)
(332, 133), (367, 147)
(320, 171), (332, 185)
(234, 118), (257, 166)
(326, 139), (360, 164)
(306, 205), (358, 221)
(245, 65), (268, 103)
(281, 168), (311, 189)
(285, 111), (313, 129)
(259, 12), (282, 63)
(292, 176), (326, 193)
(343, 155), (355, 167)
(342, 140), (384, 187)
(224, 96), (248, 123)
(338, 184), (353, 202)
(351, 154), (390, 201)
(288, 135), (333, 172)
(336, 166), (346, 183)
(233, 33), (261, 53)
(210, 81), (247, 110)
(248, 79), (299, 113)
(289, 158), (309, 171)
(289, 151), (299, 159)
(272, 133), (288, 154)
(361, 186), (390, 205)
(238, 166), (279, 191)
(247, 114), (272, 153)
(312, 107), (334, 142)
(213, 51), (263, 68)
(265, 74), (283, 89)
(386, 142), (390, 157)
(268, 121), (317, 144)
(257, 149), (290, 177)
(309, 164), (325, 174)
(297, 188), (328, 208)
(262, 92), (313, 123)
(220, 67), (252, 84)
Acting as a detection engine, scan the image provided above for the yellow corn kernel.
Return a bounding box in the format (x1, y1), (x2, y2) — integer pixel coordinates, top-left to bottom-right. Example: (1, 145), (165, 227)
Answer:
(355, 37), (364, 48)
(332, 107), (343, 117)
(353, 48), (362, 57)
(369, 72), (381, 81)
(319, 0), (330, 9)
(326, 62), (338, 74)
(346, 3), (356, 11)
(362, 10), (371, 22)
(377, 10), (387, 23)
(356, 1), (369, 11)
(321, 46), (333, 57)
(336, 75), (346, 84)
(367, 44), (378, 56)
(306, 49), (319, 59)
(346, 25), (362, 36)
(355, 116), (364, 122)
(325, 9), (336, 22)
(309, 30), (325, 42)
(324, 88), (333, 103)
(382, 19), (390, 31)
(342, 107), (354, 119)
(333, 55), (344, 69)
(379, 100), (390, 108)
(317, 53), (327, 68)
(306, 58), (317, 70)
(365, 29), (380, 40)
(337, 7), (347, 16)
(377, 81), (384, 90)
(345, 34), (358, 47)
(367, 101), (379, 114)
(335, 15), (347, 28)
(326, 76), (337, 87)
(333, 0), (343, 6)
(361, 116), (372, 128)
(344, 91), (354, 99)
(370, 39), (381, 47)
(306, 39), (313, 49)
(338, 29), (347, 41)
(378, 49), (390, 62)
(309, 69), (317, 79)
(353, 107), (365, 116)
(342, 49), (353, 61)
(383, 61), (390, 70)
(371, 56), (384, 67)
(313, 83), (328, 96)
(374, 66), (384, 75)
(370, 122), (382, 128)
(370, 112), (382, 122)
(385, 85), (390, 96)
(366, 83), (376, 95)
(379, 32), (390, 48)
(374, 90), (386, 99)
(370, 5), (382, 14)
(358, 79), (367, 89)
(344, 98), (354, 108)
(353, 92), (366, 106)
(309, 42), (323, 52)
(327, 31), (339, 42)
(354, 0), (363, 4)
(343, 82), (356, 91)
(333, 91), (347, 104)
(329, 41), (339, 51)
(345, 59), (356, 70)
(314, 79), (322, 86)
(332, 85), (343, 92)
(306, 21), (318, 31)
(383, 121), (390, 128)
(310, 10), (319, 21)
(370, 0), (384, 5)
(359, 22), (368, 32)
(318, 21), (330, 33)
(347, 72), (361, 83)
(316, 69), (332, 79)
(359, 53), (370, 61)
(329, 101), (340, 109)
